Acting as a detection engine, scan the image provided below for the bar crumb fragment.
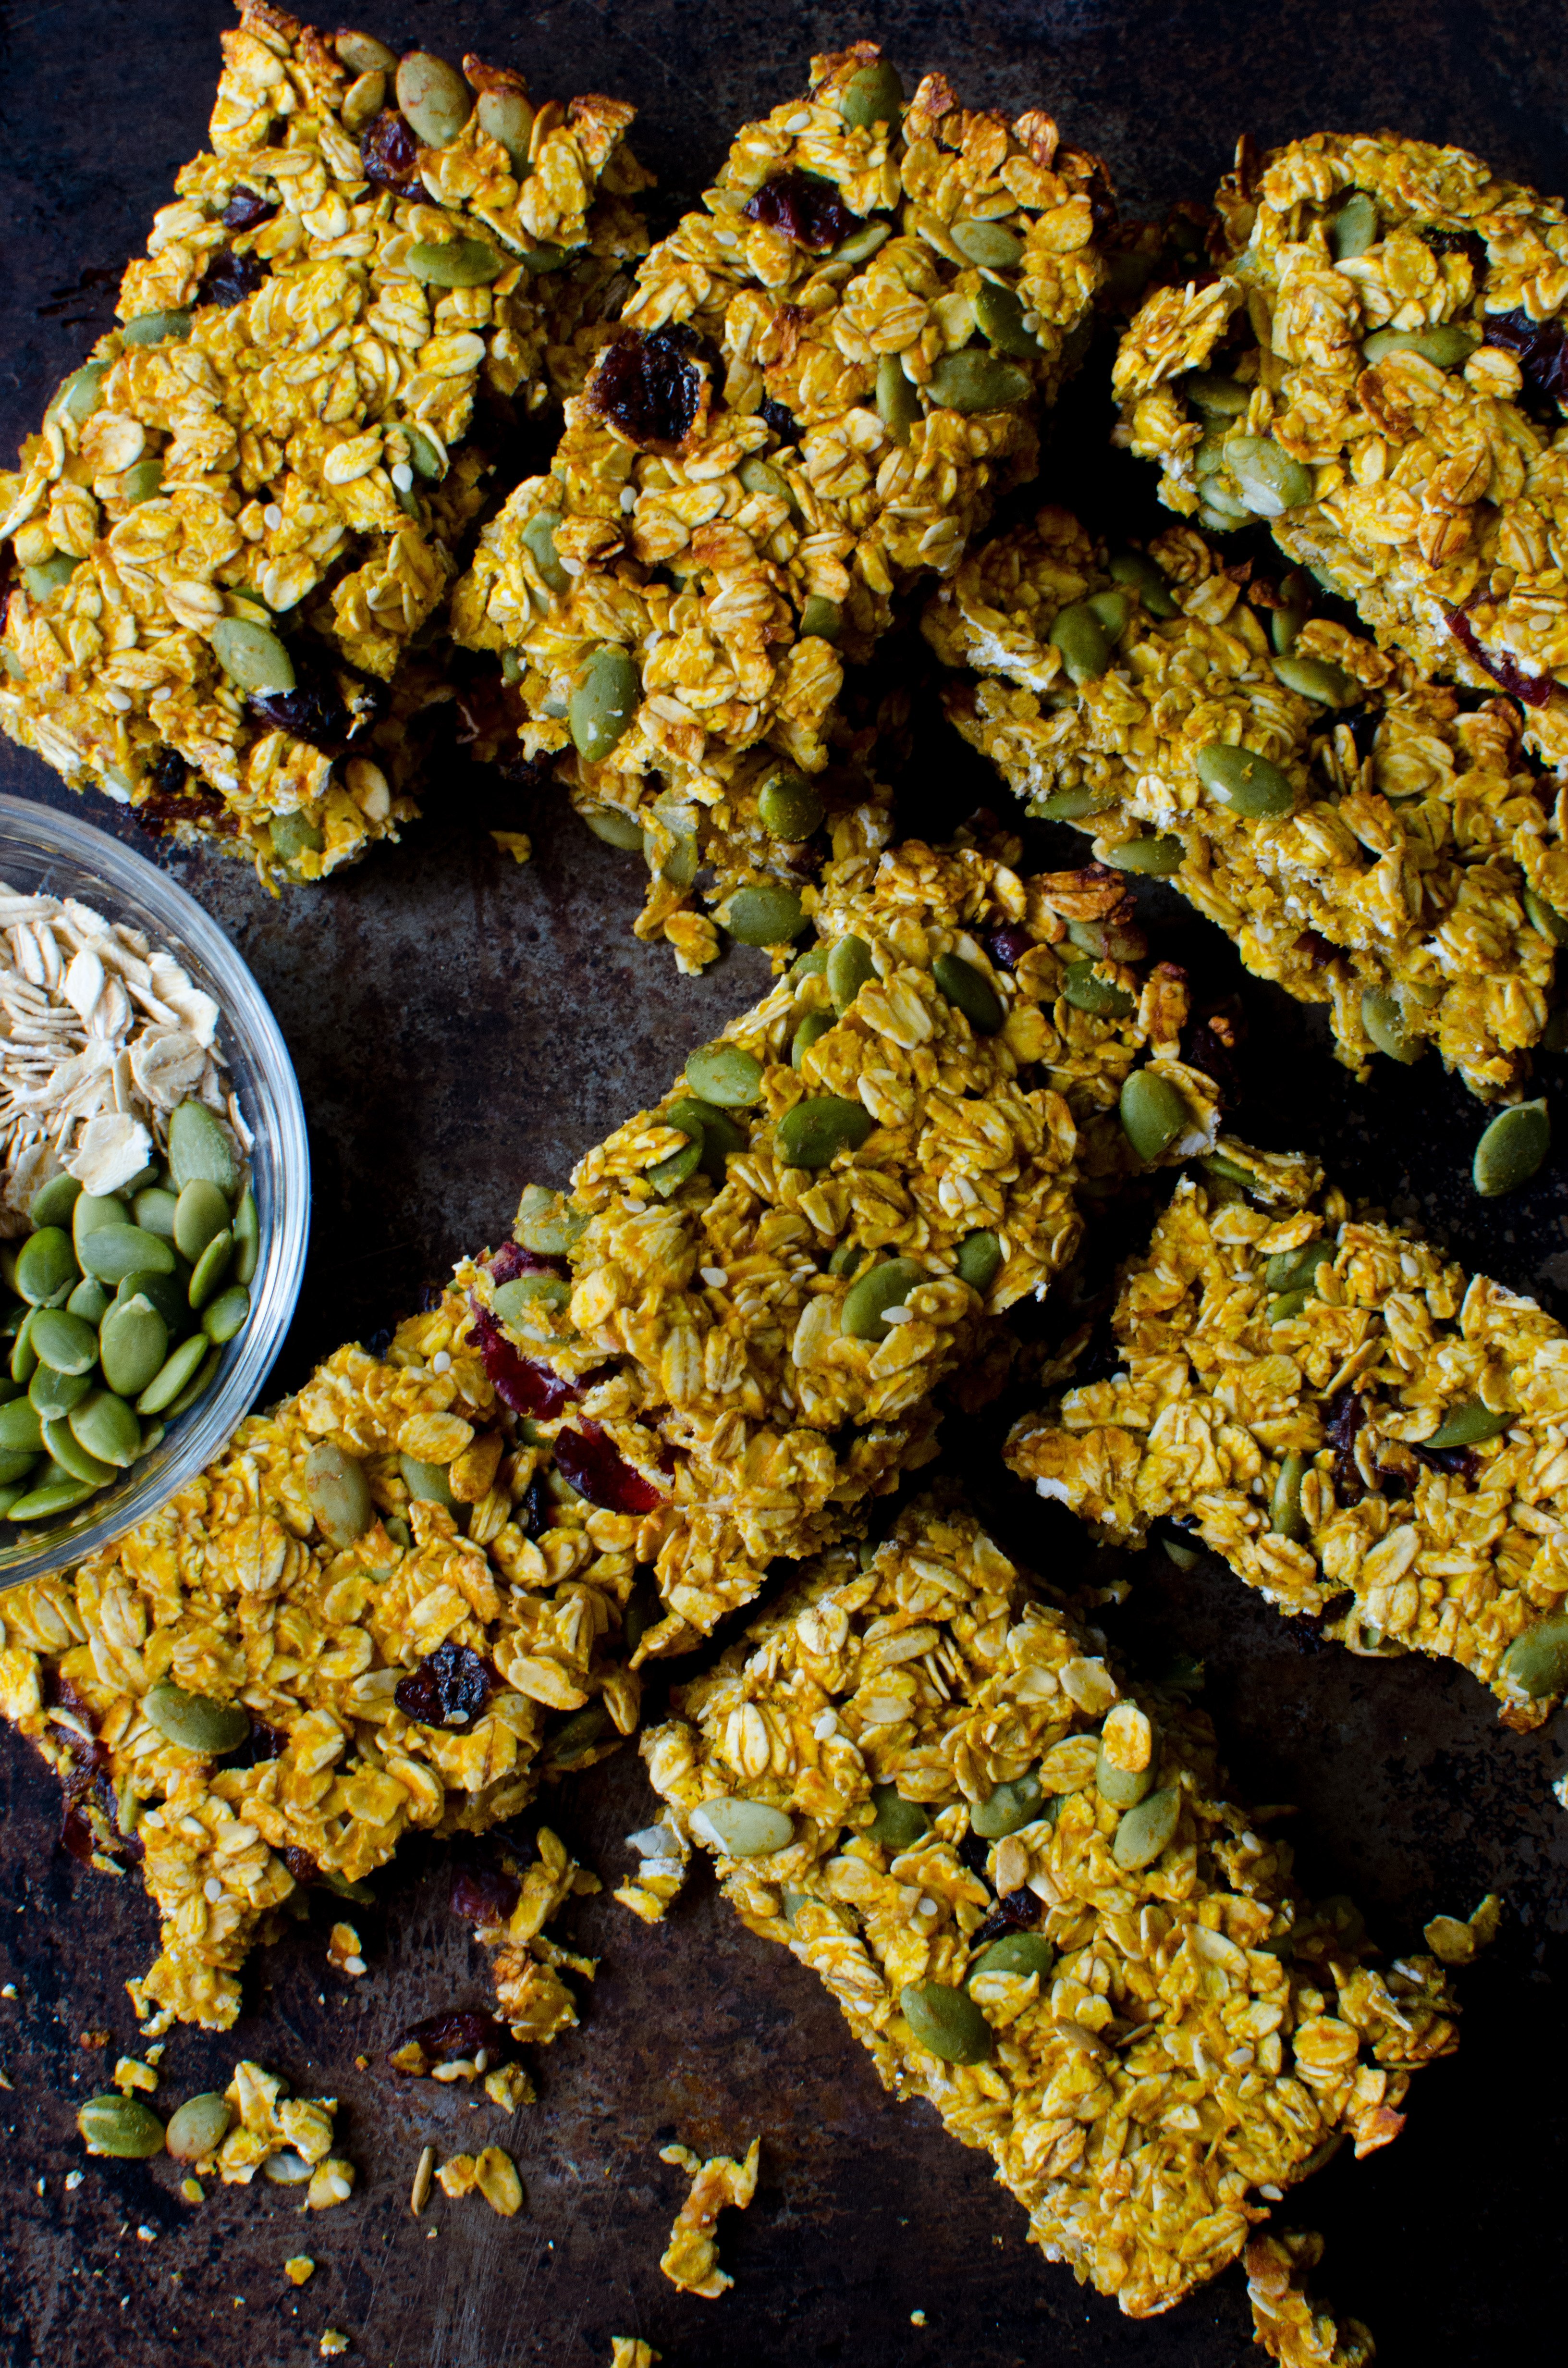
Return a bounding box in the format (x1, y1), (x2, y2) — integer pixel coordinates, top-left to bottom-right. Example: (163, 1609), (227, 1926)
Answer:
(641, 1495), (1459, 2318)
(658, 2137), (760, 2297)
(1246, 2232), (1374, 2368)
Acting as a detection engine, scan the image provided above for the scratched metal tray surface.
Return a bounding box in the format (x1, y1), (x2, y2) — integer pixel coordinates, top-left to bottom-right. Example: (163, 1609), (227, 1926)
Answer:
(0, 3), (1566, 2362)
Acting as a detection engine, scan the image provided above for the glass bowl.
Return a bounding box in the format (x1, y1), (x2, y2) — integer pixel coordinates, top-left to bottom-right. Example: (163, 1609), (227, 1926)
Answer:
(0, 794), (309, 1588)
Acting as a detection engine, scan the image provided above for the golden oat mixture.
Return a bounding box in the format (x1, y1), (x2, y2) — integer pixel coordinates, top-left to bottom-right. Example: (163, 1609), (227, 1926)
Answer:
(0, 0), (649, 881)
(923, 505), (1563, 1098)
(1246, 2231), (1375, 2368)
(1110, 129), (1568, 791)
(1006, 1140), (1568, 1730)
(451, 44), (1109, 969)
(637, 1497), (1460, 2320)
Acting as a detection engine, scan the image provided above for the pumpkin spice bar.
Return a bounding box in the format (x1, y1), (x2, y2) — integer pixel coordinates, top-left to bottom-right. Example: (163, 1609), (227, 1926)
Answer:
(923, 506), (1562, 1098)
(1006, 1139), (1568, 1732)
(451, 44), (1110, 969)
(1110, 128), (1568, 803)
(636, 1496), (1461, 2319)
(0, 0), (648, 882)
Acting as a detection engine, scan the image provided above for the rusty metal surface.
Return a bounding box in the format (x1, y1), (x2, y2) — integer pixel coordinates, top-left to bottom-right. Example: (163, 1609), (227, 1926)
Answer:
(0, 3), (1566, 2362)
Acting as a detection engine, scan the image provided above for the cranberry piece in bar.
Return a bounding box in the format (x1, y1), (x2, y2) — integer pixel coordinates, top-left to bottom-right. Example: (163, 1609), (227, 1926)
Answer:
(585, 327), (703, 451)
(221, 186), (279, 231)
(359, 108), (423, 194)
(744, 169), (857, 252)
(196, 246), (269, 309)
(489, 1242), (566, 1284)
(389, 2008), (508, 2074)
(450, 1861), (521, 1926)
(1447, 604), (1554, 707)
(984, 923), (1034, 972)
(394, 1641), (499, 1729)
(553, 1421), (662, 1514)
(467, 1305), (586, 1418)
(247, 680), (356, 753)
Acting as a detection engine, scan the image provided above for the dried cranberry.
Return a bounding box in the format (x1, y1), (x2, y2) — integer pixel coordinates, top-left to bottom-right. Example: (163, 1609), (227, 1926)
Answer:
(1421, 226), (1487, 274)
(390, 2008), (507, 2072)
(58, 1729), (111, 1866)
(586, 326), (703, 451)
(467, 1304), (587, 1418)
(1481, 305), (1568, 413)
(1294, 929), (1336, 970)
(984, 924), (1034, 972)
(1411, 1440), (1481, 1482)
(42, 1670), (97, 1722)
(759, 395), (800, 445)
(521, 1472), (554, 1540)
(972, 1888), (1041, 1949)
(228, 1719), (287, 1770)
(490, 1242), (566, 1285)
(554, 1422), (663, 1514)
(450, 1861), (521, 1926)
(137, 780), (232, 836)
(1326, 1387), (1369, 1507)
(281, 1844), (320, 1885)
(744, 169), (857, 252)
(1181, 1019), (1242, 1110)
(221, 186), (279, 232)
(360, 108), (423, 194)
(196, 246), (269, 309)
(248, 680), (354, 752)
(395, 1642), (499, 1729)
(1447, 605), (1554, 707)
(956, 1828), (990, 1879)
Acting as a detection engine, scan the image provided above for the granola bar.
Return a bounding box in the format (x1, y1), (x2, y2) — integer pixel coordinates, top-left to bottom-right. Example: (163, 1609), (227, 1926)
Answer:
(451, 44), (1109, 970)
(0, 0), (648, 881)
(637, 1496), (1459, 2320)
(1006, 1139), (1568, 1730)
(1109, 129), (1568, 804)
(924, 506), (1561, 1097)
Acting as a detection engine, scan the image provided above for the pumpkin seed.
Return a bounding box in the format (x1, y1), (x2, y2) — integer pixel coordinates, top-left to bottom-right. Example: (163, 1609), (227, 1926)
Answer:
(1102, 834), (1183, 874)
(135, 1332), (210, 1415)
(15, 1227), (79, 1305)
(6, 1312), (38, 1386)
(0, 1400), (44, 1455)
(199, 1278), (248, 1348)
(953, 218), (1024, 270)
(790, 946), (829, 979)
(172, 1178), (231, 1264)
(1266, 1244), (1324, 1294)
(1362, 323), (1477, 369)
(144, 1678), (249, 1756)
(1095, 1738), (1155, 1810)
(933, 951), (1003, 1035)
(1195, 740), (1296, 817)
(738, 456), (795, 508)
(1270, 1452), (1308, 1542)
(66, 1390), (140, 1470)
(29, 1365), (90, 1420)
(800, 595), (842, 641)
(81, 1222), (173, 1288)
(1185, 370), (1249, 418)
(165, 2092), (233, 2163)
(839, 60), (903, 129)
(868, 1785), (930, 1849)
(1423, 1401), (1511, 1450)
(842, 1257), (923, 1341)
(122, 308), (193, 349)
(970, 1772), (1043, 1839)
(686, 1042), (765, 1107)
(828, 1241), (867, 1279)
(514, 1187), (590, 1256)
(1360, 988), (1422, 1065)
(1109, 551), (1179, 618)
(827, 221), (891, 268)
(1268, 1287), (1313, 1324)
(1524, 886), (1568, 945)
(1271, 569), (1311, 652)
(1087, 589), (1133, 639)
(97, 1297), (169, 1399)
(900, 1979), (992, 2063)
(1119, 1069), (1188, 1164)
(928, 350), (1031, 412)
(29, 1307), (98, 1377)
(476, 86), (534, 168)
(305, 1440), (374, 1549)
(261, 2149), (314, 2185)
(968, 1933), (1053, 1983)
(169, 1099), (239, 1196)
(569, 644), (638, 764)
(78, 2093), (165, 2158)
(492, 1274), (571, 1322)
(875, 352), (921, 444)
(29, 1174), (82, 1229)
(1498, 1616), (1568, 1699)
(1273, 652), (1357, 706)
(1048, 601), (1113, 685)
(647, 1137), (703, 1196)
(1064, 967), (1133, 1016)
(689, 1796), (795, 1856)
(758, 772), (823, 840)
(667, 1097), (745, 1171)
(131, 1187), (178, 1239)
(1112, 1785), (1181, 1870)
(116, 1268), (186, 1331)
(7, 1476), (95, 1520)
(1472, 1098), (1549, 1197)
(778, 1095), (874, 1167)
(955, 1230), (1002, 1293)
(73, 1192), (129, 1255)
(210, 617), (295, 695)
(520, 243), (566, 274)
(22, 553), (82, 601)
(270, 810), (325, 865)
(581, 802), (646, 852)
(520, 510), (568, 594)
(1328, 189), (1380, 260)
(0, 1447), (36, 1490)
(1225, 435), (1312, 515)
(50, 363), (108, 425)
(725, 886), (804, 945)
(394, 51), (473, 146)
(1034, 786), (1111, 820)
(827, 934), (876, 1015)
(400, 1453), (453, 1507)
(973, 279), (1039, 357)
(792, 1011), (833, 1067)
(407, 237), (503, 287)
(337, 28), (397, 73)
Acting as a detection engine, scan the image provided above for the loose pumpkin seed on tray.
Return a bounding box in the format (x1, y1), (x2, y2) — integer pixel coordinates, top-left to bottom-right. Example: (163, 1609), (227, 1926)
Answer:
(0, 0), (650, 882)
(451, 41), (1111, 969)
(636, 1494), (1466, 2320)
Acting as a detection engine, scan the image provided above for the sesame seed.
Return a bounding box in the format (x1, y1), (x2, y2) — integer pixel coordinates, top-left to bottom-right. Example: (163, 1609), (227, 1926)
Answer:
(263, 503), (282, 530)
(431, 1349), (452, 1373)
(882, 1304), (915, 1324)
(391, 462), (414, 492)
(812, 1711), (838, 1739)
(700, 1266), (728, 1287)
(203, 1877), (223, 1903)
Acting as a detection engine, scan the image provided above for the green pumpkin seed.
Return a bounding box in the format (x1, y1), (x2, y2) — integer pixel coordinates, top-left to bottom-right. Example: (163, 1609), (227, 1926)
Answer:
(1270, 1451), (1309, 1542)
(1225, 435), (1313, 516)
(122, 308), (192, 346)
(270, 811), (325, 863)
(1048, 601), (1113, 685)
(1271, 569), (1311, 653)
(689, 1796), (795, 1855)
(725, 886), (804, 946)
(41, 1410), (114, 1485)
(1109, 551), (1179, 619)
(337, 28), (398, 73)
(400, 1453), (453, 1507)
(29, 1365), (90, 1420)
(668, 1097), (746, 1172)
(1095, 1738), (1155, 1810)
(29, 1307), (98, 1376)
(73, 1191), (130, 1254)
(1328, 189), (1379, 261)
(519, 509), (568, 594)
(172, 1178), (231, 1264)
(827, 934), (876, 1016)
(972, 279), (1039, 358)
(1185, 370), (1249, 418)
(78, 2093), (165, 2158)
(569, 644), (639, 764)
(900, 1978), (992, 2063)
(98, 1297), (170, 1398)
(1102, 834), (1183, 874)
(202, 1283), (250, 1344)
(1473, 1098), (1549, 1197)
(842, 1257), (923, 1341)
(876, 352), (921, 444)
(476, 85), (534, 167)
(647, 1137), (703, 1197)
(131, 1187), (178, 1239)
(1362, 323), (1477, 369)
(685, 1042), (765, 1108)
(67, 1390), (141, 1469)
(968, 1933), (1054, 1984)
(778, 1094), (874, 1168)
(790, 946), (829, 979)
(1119, 1069), (1188, 1165)
(186, 1229), (233, 1309)
(492, 1274), (571, 1323)
(792, 1011), (833, 1068)
(123, 453), (167, 500)
(394, 50), (473, 146)
(165, 2092), (233, 2163)
(514, 1187), (590, 1257)
(144, 1679), (250, 1756)
(758, 772), (823, 840)
(29, 1173), (82, 1230)
(582, 803), (645, 851)
(1524, 886), (1568, 945)
(169, 1100), (239, 1196)
(15, 1228), (80, 1306)
(406, 237), (503, 288)
(1360, 987), (1422, 1065)
(953, 218), (1024, 270)
(1195, 740), (1296, 818)
(0, 1400), (44, 1455)
(163, 1344), (220, 1421)
(839, 59), (903, 129)
(970, 1772), (1043, 1839)
(1064, 968), (1133, 1017)
(868, 1784), (931, 1849)
(1087, 589), (1133, 639)
(7, 1475), (96, 1520)
(22, 554), (82, 601)
(1266, 1245), (1324, 1294)
(116, 1268), (187, 1331)
(799, 596), (842, 641)
(6, 1312), (38, 1385)
(50, 363), (109, 425)
(1423, 1401), (1510, 1450)
(520, 243), (566, 274)
(1112, 1785), (1181, 1870)
(827, 221), (891, 267)
(933, 951), (1004, 1035)
(79, 1224), (175, 1286)
(738, 456), (796, 508)
(955, 1230), (1003, 1293)
(828, 1241), (867, 1279)
(1034, 786), (1110, 820)
(305, 1441), (375, 1550)
(1498, 1616), (1568, 1700)
(1268, 1287), (1314, 1324)
(1272, 653), (1357, 706)
(232, 1186), (260, 1285)
(135, 1332), (210, 1415)
(927, 350), (1031, 413)
(210, 617), (295, 695)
